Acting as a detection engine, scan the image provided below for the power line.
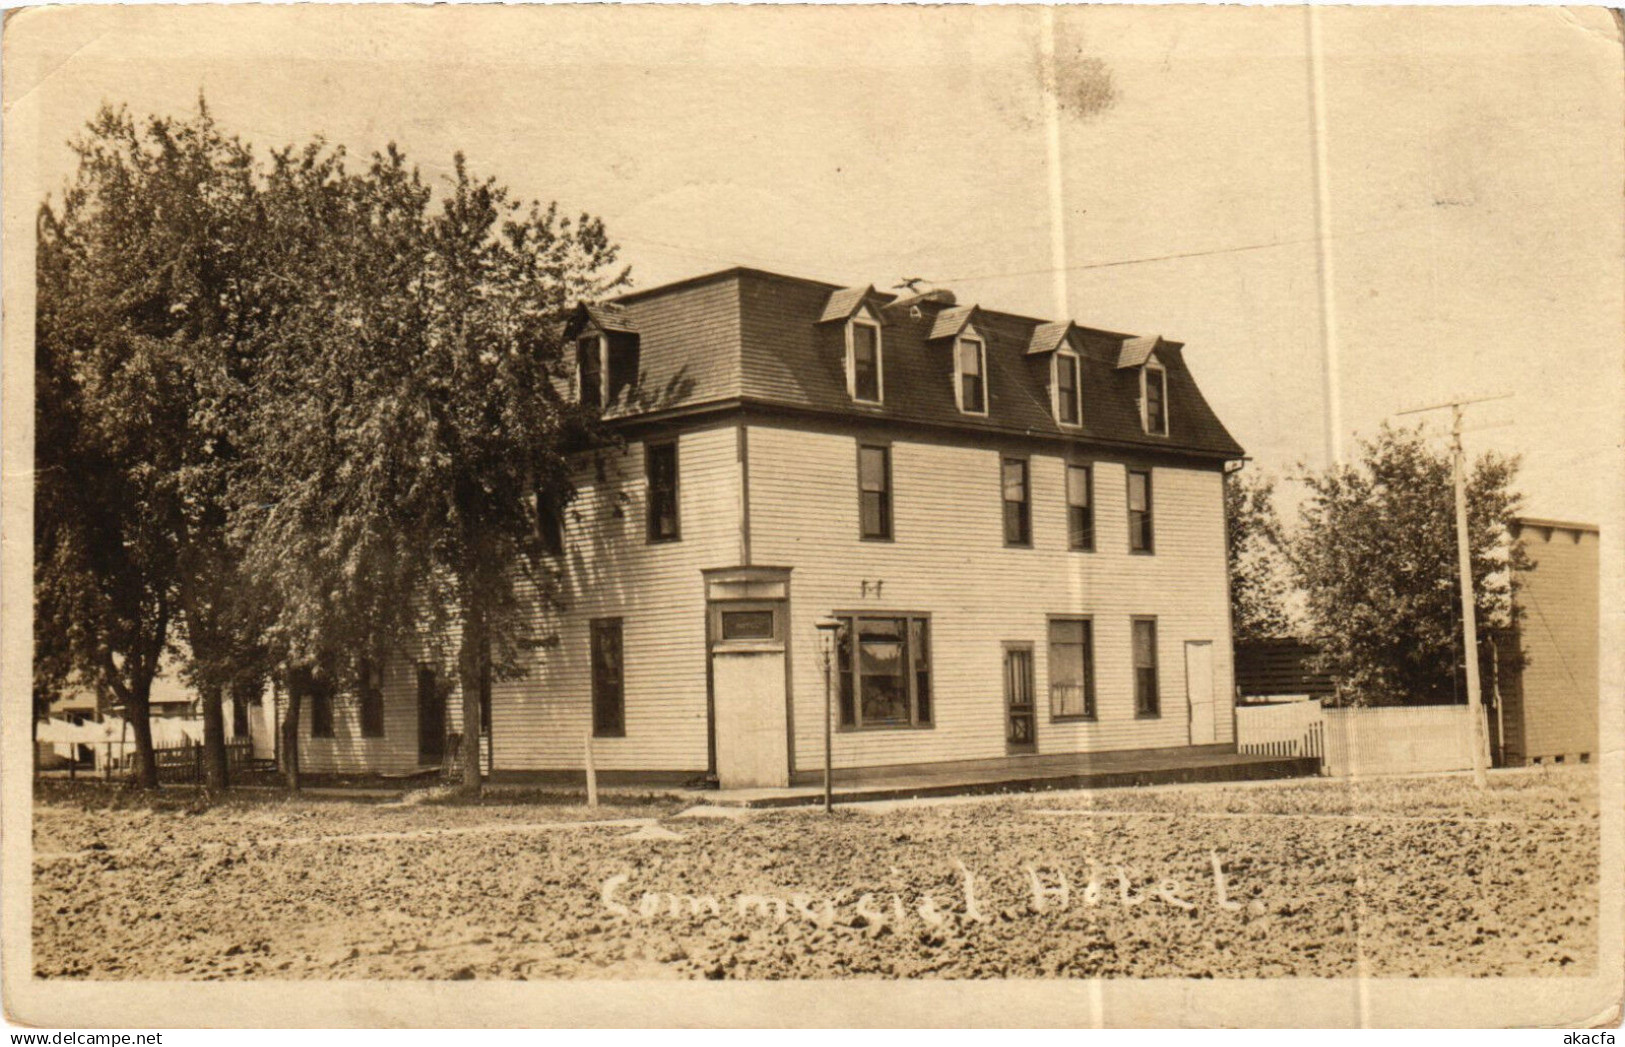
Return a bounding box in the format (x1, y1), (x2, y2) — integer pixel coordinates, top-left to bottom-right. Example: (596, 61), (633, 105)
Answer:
(616, 220), (1414, 294)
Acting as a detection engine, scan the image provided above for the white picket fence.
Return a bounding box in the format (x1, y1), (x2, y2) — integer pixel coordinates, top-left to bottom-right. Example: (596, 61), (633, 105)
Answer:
(1237, 700), (1481, 777)
(1236, 700), (1326, 761)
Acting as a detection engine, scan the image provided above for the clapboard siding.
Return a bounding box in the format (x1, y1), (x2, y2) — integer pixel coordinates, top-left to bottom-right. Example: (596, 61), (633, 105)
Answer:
(286, 656), (428, 775)
(1508, 524), (1599, 761)
(747, 423), (1235, 772)
(489, 424), (740, 772)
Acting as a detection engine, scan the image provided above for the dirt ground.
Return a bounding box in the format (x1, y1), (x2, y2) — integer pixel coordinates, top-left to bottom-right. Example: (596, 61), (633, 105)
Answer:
(32, 767), (1599, 980)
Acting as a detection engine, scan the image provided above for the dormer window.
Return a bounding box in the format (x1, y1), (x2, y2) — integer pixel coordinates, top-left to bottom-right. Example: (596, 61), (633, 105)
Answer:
(846, 311), (883, 404)
(577, 334), (604, 408)
(1142, 362), (1168, 436)
(956, 333), (987, 415)
(574, 323), (640, 410)
(1054, 350), (1081, 426)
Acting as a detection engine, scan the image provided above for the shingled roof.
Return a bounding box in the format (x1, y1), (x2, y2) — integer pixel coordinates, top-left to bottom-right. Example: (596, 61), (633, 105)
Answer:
(1026, 320), (1077, 356)
(927, 304), (980, 341)
(564, 300), (639, 339)
(818, 285), (879, 323)
(1116, 333), (1161, 369)
(598, 267), (1244, 460)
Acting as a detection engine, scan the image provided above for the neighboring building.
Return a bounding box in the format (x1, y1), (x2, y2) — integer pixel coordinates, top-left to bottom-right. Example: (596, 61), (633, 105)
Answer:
(1233, 639), (1335, 704)
(286, 267), (1246, 788)
(1491, 517), (1599, 766)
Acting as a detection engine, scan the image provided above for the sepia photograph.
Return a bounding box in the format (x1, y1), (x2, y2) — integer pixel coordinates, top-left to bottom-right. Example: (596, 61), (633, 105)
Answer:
(2, 2), (1621, 1030)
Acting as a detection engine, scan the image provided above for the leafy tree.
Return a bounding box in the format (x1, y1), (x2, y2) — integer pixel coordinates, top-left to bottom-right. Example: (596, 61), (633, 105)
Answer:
(35, 103), (262, 787)
(1288, 424), (1530, 706)
(235, 145), (626, 793)
(1224, 469), (1294, 642)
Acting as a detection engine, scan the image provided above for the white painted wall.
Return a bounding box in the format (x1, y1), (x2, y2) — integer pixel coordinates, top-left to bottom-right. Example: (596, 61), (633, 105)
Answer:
(746, 423), (1236, 773)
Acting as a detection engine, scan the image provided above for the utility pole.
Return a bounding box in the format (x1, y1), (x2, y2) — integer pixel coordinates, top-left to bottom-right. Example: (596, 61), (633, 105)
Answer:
(1394, 393), (1512, 789)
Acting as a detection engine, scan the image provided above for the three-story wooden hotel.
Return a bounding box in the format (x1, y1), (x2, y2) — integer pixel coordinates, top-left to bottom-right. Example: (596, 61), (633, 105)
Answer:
(289, 267), (1247, 790)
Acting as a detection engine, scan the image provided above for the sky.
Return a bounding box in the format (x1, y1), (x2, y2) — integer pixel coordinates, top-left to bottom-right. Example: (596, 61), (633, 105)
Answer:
(7, 4), (1622, 525)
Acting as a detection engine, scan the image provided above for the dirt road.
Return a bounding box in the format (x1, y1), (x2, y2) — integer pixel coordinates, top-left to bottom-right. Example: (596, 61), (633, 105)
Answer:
(32, 768), (1599, 979)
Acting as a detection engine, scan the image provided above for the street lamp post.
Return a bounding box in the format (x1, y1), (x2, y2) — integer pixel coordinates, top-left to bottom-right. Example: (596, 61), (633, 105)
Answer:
(814, 616), (843, 814)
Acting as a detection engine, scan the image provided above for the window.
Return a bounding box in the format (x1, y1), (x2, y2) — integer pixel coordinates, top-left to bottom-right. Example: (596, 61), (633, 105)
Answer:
(535, 487), (564, 557)
(590, 618), (624, 737)
(1049, 619), (1095, 719)
(645, 441), (679, 542)
(479, 660), (491, 736)
(577, 335), (603, 408)
(836, 614), (932, 729)
(231, 688), (250, 738)
(1128, 468), (1154, 553)
(720, 609), (775, 642)
(1002, 457), (1030, 546)
(956, 336), (987, 414)
(1055, 351), (1081, 426)
(1143, 364), (1167, 435)
(1133, 618), (1159, 717)
(359, 657), (385, 738)
(849, 319), (882, 403)
(1067, 464), (1094, 551)
(606, 338), (639, 406)
(302, 669), (334, 739)
(858, 444), (892, 540)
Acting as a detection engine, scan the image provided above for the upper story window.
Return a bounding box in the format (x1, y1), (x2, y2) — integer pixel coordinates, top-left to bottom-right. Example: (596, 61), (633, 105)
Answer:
(577, 335), (604, 408)
(534, 486), (565, 557)
(1128, 468), (1154, 553)
(858, 443), (892, 540)
(1054, 351), (1082, 426)
(645, 440), (680, 543)
(1142, 363), (1168, 436)
(1002, 457), (1031, 547)
(1067, 463), (1094, 551)
(848, 313), (883, 404)
(956, 334), (988, 415)
(576, 327), (640, 409)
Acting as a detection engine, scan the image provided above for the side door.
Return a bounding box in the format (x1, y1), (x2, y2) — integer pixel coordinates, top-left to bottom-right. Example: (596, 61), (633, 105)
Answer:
(1004, 643), (1037, 754)
(1185, 640), (1216, 745)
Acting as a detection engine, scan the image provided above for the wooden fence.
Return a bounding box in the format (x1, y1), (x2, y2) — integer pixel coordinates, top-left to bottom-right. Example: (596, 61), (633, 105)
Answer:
(1236, 700), (1326, 761)
(127, 740), (258, 783)
(1237, 700), (1486, 778)
(1234, 640), (1336, 699)
(1319, 704), (1478, 778)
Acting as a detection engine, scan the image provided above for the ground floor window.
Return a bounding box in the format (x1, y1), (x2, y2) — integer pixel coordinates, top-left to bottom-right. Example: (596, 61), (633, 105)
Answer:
(1133, 617), (1159, 717)
(1049, 618), (1095, 719)
(836, 614), (931, 729)
(591, 618), (625, 737)
(359, 658), (385, 738)
(302, 668), (335, 739)
(231, 685), (251, 738)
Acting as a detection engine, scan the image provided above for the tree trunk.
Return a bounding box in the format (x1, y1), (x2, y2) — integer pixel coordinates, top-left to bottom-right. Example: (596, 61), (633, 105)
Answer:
(281, 675), (302, 791)
(201, 680), (229, 792)
(127, 687), (159, 789)
(456, 601), (486, 797)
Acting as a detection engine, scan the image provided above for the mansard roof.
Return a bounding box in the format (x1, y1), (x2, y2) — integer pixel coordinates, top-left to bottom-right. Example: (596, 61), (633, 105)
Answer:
(593, 267), (1244, 459)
